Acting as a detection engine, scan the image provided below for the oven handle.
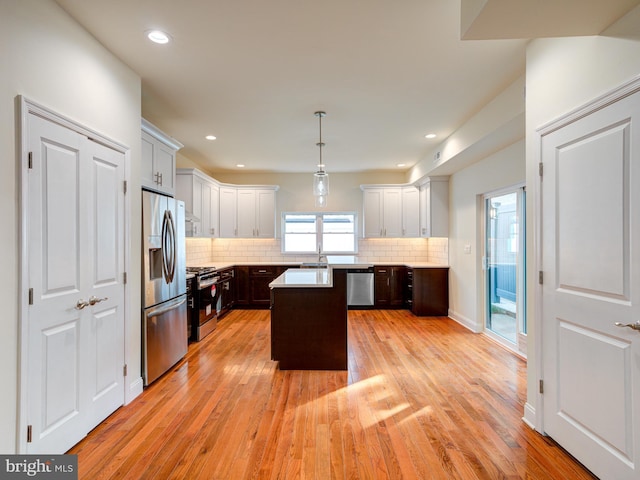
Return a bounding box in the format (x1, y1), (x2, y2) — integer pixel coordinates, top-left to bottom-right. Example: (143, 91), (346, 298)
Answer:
(199, 277), (219, 289)
(147, 296), (186, 318)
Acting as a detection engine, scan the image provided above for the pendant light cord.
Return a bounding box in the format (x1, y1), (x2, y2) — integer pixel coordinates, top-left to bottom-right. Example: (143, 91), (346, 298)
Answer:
(315, 111), (326, 173)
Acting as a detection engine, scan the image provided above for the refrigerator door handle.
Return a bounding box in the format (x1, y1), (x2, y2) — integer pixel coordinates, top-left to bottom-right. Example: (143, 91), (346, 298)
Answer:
(147, 296), (186, 318)
(168, 210), (177, 282)
(161, 210), (177, 283)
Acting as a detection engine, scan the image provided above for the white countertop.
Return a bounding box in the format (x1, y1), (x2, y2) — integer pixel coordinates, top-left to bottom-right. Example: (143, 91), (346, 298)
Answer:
(269, 268), (333, 288)
(197, 259), (448, 271)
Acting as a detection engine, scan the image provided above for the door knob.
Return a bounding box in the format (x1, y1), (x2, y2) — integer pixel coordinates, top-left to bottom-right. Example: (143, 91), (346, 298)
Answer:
(75, 299), (90, 310)
(88, 296), (108, 305)
(615, 322), (640, 331)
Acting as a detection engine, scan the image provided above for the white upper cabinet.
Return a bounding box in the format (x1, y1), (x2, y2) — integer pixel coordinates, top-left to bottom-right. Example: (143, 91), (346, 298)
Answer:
(176, 168), (219, 238)
(419, 176), (449, 238)
(361, 185), (418, 238)
(220, 186), (278, 238)
(177, 170), (278, 239)
(141, 119), (183, 196)
(219, 186), (238, 238)
(401, 186), (420, 237)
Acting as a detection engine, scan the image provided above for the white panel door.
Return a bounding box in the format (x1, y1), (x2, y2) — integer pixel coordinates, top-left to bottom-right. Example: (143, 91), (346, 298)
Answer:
(26, 114), (125, 453)
(84, 140), (125, 432)
(541, 87), (640, 479)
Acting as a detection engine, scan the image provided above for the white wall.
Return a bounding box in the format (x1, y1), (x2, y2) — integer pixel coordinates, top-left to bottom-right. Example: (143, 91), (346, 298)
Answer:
(409, 75), (525, 183)
(0, 0), (141, 452)
(448, 140), (525, 331)
(524, 7), (640, 425)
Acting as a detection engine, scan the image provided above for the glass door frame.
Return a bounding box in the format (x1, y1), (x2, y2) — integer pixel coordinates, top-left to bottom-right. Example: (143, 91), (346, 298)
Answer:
(481, 184), (526, 355)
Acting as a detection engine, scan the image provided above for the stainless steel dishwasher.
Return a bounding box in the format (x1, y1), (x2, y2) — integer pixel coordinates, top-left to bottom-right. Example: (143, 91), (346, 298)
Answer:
(346, 267), (374, 307)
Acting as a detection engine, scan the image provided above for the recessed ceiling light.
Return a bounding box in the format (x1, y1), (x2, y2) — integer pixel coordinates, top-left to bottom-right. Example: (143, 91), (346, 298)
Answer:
(147, 30), (171, 44)
(425, 133), (437, 139)
(236, 164), (245, 168)
(396, 163), (406, 167)
(205, 135), (217, 141)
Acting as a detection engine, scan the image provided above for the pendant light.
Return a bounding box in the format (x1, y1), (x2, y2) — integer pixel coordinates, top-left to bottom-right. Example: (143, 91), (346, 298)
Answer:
(313, 111), (329, 207)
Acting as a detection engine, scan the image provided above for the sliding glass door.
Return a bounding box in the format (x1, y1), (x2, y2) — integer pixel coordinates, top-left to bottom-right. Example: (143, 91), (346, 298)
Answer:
(484, 187), (526, 349)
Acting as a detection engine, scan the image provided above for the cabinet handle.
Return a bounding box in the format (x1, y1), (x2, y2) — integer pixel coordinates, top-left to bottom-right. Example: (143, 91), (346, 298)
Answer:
(380, 229), (383, 237)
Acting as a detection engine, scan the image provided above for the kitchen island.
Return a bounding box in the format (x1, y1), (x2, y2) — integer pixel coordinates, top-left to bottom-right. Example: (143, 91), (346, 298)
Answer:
(269, 267), (348, 370)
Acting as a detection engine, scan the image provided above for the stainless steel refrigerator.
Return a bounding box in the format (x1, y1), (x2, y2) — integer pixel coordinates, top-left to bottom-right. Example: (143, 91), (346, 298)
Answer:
(142, 190), (187, 385)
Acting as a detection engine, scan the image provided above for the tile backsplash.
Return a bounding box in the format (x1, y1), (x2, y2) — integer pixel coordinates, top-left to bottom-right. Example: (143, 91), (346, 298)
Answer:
(186, 237), (448, 266)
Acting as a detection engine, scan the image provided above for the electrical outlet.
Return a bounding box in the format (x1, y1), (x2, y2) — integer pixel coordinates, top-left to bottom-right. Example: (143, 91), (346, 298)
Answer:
(464, 243), (471, 254)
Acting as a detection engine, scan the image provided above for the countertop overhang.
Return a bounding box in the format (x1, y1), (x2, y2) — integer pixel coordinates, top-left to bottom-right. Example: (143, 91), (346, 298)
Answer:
(269, 268), (333, 288)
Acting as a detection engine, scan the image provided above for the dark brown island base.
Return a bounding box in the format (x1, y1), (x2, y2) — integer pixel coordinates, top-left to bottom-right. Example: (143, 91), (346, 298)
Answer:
(269, 268), (348, 370)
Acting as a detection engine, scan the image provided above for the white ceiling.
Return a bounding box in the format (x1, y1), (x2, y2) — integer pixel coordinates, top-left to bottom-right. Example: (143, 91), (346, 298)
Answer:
(54, 0), (637, 174)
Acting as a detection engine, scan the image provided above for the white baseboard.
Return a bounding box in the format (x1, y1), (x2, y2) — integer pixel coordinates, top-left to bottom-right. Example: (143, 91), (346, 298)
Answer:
(125, 377), (144, 405)
(448, 309), (482, 333)
(522, 402), (537, 430)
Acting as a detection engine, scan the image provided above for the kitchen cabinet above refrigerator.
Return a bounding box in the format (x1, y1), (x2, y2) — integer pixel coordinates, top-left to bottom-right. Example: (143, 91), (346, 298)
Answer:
(141, 118), (183, 197)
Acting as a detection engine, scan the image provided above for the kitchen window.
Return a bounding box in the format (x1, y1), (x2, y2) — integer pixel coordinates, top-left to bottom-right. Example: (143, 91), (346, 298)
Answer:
(282, 212), (357, 254)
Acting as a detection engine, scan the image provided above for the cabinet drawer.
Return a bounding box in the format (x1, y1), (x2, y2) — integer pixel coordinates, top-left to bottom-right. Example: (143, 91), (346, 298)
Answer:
(250, 267), (275, 276)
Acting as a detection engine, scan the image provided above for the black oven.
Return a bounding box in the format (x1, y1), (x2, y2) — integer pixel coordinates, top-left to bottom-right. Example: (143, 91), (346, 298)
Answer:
(187, 267), (220, 342)
(215, 268), (234, 320)
(186, 273), (195, 340)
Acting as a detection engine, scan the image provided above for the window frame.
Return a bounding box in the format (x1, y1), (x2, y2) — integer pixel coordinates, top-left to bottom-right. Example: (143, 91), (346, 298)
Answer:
(281, 211), (358, 254)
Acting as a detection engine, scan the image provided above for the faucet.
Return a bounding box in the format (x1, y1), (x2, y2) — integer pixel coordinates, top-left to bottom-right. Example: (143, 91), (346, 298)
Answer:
(318, 245), (327, 264)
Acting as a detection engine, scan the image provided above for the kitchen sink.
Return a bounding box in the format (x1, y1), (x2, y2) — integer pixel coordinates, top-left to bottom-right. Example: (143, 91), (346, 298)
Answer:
(300, 262), (329, 268)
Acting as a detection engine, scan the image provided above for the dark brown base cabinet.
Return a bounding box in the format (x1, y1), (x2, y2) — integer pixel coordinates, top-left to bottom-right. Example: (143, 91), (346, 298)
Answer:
(234, 264), (449, 317)
(234, 265), (296, 308)
(374, 266), (406, 308)
(270, 270), (347, 370)
(411, 267), (449, 316)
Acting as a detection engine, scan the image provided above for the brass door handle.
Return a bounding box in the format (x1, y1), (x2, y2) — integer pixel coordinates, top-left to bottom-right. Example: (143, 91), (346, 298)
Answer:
(89, 296), (108, 305)
(75, 299), (90, 310)
(615, 322), (640, 331)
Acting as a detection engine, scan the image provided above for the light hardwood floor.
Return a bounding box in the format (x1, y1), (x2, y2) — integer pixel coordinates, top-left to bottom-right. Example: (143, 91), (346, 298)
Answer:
(69, 309), (596, 479)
